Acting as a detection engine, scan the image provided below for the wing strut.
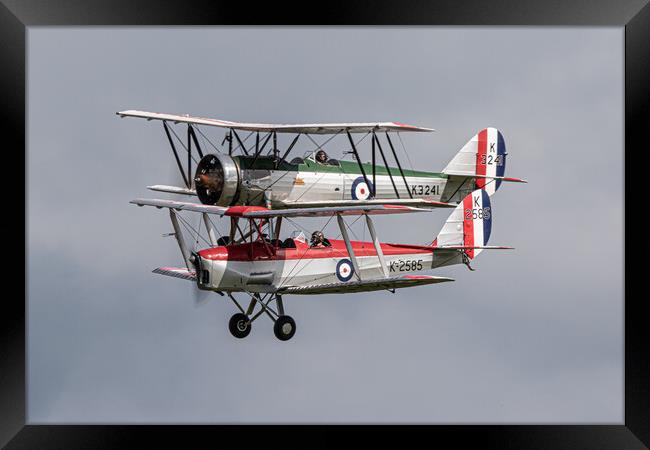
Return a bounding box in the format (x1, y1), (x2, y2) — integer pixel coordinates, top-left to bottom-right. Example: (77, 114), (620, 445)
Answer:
(231, 129), (250, 156)
(188, 125), (204, 158)
(273, 217), (282, 240)
(229, 217), (238, 243)
(169, 209), (192, 270)
(385, 132), (413, 199)
(272, 131), (278, 160)
(249, 132), (273, 167)
(336, 214), (362, 281)
(277, 134), (301, 168)
(346, 130), (373, 199)
(202, 213), (217, 246)
(371, 134), (376, 197)
(226, 129), (233, 154)
(372, 132), (400, 198)
(187, 125), (192, 187)
(163, 121), (190, 188)
(364, 214), (389, 278)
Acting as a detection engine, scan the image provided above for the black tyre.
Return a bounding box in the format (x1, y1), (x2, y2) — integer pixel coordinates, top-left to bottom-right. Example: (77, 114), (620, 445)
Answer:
(229, 313), (251, 338)
(273, 315), (296, 341)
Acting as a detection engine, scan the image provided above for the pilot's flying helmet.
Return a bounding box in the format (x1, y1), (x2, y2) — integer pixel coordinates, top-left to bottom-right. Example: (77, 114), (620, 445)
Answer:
(315, 149), (328, 163)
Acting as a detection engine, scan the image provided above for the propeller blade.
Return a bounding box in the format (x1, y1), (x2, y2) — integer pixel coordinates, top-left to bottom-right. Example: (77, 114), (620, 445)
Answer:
(192, 285), (212, 308)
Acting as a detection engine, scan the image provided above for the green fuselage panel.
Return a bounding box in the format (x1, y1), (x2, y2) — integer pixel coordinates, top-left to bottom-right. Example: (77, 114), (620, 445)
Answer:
(230, 155), (468, 207)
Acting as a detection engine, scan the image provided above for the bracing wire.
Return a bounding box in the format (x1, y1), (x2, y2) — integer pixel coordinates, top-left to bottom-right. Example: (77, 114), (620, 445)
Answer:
(232, 131), (254, 154)
(194, 125), (222, 153)
(176, 213), (212, 248)
(279, 214), (365, 287)
(304, 130), (341, 154)
(246, 130), (367, 205)
(168, 124), (199, 164)
(339, 131), (372, 161)
(397, 132), (415, 172)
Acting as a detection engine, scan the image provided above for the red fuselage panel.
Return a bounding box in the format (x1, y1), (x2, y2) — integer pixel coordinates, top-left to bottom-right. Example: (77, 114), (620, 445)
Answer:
(198, 239), (433, 262)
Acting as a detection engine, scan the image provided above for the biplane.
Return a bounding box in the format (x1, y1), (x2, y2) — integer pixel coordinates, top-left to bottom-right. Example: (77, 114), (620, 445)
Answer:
(119, 110), (524, 340)
(117, 110), (525, 209)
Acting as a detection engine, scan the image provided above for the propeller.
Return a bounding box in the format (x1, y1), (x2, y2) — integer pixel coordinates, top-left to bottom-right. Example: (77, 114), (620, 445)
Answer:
(191, 284), (212, 308)
(194, 154), (223, 205)
(188, 250), (224, 308)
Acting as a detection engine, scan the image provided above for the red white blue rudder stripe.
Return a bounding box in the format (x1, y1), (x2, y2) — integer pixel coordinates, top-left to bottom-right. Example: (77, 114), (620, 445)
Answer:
(433, 189), (492, 260)
(462, 189), (491, 258)
(474, 128), (506, 195)
(442, 127), (507, 196)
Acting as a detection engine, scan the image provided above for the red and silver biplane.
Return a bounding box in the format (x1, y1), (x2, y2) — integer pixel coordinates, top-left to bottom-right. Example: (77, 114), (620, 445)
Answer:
(120, 110), (524, 340)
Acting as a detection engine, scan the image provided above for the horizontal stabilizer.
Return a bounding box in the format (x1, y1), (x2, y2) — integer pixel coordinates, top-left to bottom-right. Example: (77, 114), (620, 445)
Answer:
(152, 267), (196, 281)
(148, 185), (197, 196)
(443, 173), (527, 184)
(278, 274), (453, 295)
(434, 189), (493, 260)
(435, 245), (514, 250)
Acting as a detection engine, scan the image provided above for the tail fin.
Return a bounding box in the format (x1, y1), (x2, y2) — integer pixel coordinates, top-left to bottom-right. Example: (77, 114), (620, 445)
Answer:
(433, 189), (493, 259)
(443, 127), (524, 197)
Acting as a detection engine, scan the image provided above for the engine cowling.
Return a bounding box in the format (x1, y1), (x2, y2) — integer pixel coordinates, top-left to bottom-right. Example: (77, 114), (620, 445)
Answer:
(193, 153), (240, 206)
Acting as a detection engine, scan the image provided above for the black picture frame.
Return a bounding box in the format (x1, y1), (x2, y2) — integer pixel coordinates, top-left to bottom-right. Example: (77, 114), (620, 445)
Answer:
(2, 1), (646, 447)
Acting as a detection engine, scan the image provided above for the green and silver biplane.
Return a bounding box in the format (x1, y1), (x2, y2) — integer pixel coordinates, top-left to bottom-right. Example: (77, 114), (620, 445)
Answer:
(117, 110), (525, 211)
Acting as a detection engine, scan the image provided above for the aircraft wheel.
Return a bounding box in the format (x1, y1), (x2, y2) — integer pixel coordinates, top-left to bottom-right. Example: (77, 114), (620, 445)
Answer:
(273, 315), (296, 341)
(229, 313), (251, 338)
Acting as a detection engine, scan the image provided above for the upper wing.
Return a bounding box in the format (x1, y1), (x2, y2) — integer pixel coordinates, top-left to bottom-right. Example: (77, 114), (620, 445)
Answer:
(117, 110), (434, 134)
(130, 198), (432, 217)
(278, 274), (454, 295)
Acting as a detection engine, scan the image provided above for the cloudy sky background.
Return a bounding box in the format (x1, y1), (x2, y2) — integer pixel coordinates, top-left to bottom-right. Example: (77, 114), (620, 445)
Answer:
(27, 27), (623, 423)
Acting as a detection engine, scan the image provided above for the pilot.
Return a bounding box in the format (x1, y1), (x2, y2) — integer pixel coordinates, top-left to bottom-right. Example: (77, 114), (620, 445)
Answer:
(315, 149), (329, 164)
(310, 230), (328, 248)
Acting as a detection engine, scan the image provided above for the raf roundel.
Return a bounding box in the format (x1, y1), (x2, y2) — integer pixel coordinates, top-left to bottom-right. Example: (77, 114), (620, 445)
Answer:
(351, 176), (374, 200)
(336, 259), (355, 282)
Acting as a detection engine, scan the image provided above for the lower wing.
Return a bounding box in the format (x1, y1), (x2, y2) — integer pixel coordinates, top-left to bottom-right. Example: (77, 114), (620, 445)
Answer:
(279, 198), (456, 209)
(144, 186), (456, 209)
(277, 274), (453, 295)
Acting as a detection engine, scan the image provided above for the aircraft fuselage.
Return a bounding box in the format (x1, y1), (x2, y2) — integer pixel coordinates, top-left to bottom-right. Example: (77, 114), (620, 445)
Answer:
(194, 237), (462, 294)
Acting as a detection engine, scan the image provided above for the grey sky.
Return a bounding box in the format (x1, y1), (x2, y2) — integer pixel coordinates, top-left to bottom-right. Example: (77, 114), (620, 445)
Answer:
(27, 27), (623, 423)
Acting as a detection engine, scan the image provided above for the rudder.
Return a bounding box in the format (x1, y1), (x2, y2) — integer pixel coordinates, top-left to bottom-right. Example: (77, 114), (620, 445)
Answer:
(443, 127), (507, 196)
(433, 189), (492, 259)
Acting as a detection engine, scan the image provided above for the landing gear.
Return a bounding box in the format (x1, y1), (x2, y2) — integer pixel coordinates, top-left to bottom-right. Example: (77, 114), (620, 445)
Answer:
(273, 315), (296, 341)
(225, 292), (296, 341)
(228, 313), (251, 338)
